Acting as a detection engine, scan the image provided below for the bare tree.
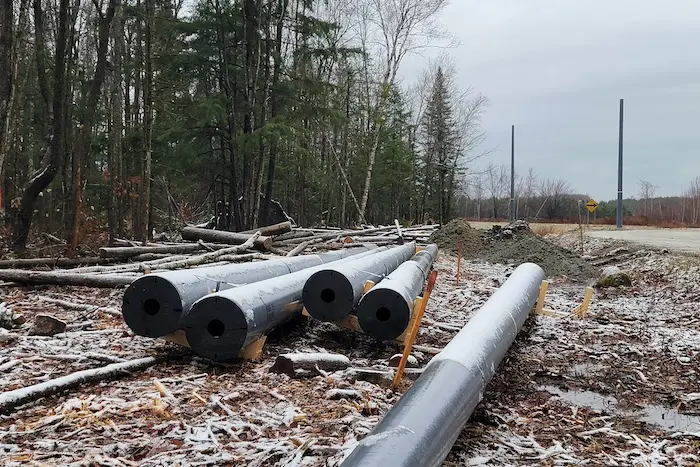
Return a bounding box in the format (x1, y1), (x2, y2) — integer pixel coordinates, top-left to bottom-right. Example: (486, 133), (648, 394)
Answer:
(12, 0), (72, 249)
(637, 179), (658, 218)
(485, 163), (507, 219)
(687, 176), (700, 226)
(539, 177), (573, 220)
(357, 0), (450, 223)
(0, 0), (29, 201)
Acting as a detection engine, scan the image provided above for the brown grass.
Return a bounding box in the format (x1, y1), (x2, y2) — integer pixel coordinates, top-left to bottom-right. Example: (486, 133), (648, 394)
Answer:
(531, 224), (570, 236)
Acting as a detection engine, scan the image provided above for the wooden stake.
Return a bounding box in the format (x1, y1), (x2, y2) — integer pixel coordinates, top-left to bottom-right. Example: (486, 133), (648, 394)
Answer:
(573, 287), (594, 319)
(392, 270), (438, 389)
(456, 238), (462, 286)
(363, 280), (375, 294)
(534, 280), (550, 315)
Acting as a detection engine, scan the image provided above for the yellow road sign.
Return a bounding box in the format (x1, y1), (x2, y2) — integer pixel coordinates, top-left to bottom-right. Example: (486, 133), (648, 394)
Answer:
(585, 199), (598, 213)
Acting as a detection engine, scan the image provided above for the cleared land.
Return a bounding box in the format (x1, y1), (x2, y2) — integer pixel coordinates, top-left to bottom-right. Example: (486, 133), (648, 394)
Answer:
(588, 228), (700, 254)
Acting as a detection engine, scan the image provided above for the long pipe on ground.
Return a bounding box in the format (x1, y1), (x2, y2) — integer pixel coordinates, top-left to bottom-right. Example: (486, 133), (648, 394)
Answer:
(183, 248), (386, 362)
(302, 242), (416, 322)
(356, 244), (439, 341)
(340, 262), (546, 467)
(122, 247), (376, 338)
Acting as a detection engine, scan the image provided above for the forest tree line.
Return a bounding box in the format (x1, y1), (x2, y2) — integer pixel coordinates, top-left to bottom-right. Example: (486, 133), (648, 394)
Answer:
(459, 166), (700, 227)
(0, 0), (490, 252)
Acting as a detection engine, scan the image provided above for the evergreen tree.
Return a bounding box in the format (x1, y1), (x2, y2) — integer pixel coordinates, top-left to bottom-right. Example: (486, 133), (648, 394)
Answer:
(420, 66), (460, 224)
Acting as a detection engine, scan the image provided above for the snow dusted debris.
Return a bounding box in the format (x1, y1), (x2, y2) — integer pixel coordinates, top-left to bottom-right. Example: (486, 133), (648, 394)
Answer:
(270, 352), (350, 377)
(326, 389), (362, 401)
(2, 248), (700, 465)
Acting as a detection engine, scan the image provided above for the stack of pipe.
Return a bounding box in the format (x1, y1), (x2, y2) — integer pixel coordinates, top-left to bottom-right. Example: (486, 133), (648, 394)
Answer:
(121, 247), (375, 338)
(302, 242), (417, 323)
(341, 262), (546, 467)
(183, 248), (391, 362)
(356, 244), (439, 341)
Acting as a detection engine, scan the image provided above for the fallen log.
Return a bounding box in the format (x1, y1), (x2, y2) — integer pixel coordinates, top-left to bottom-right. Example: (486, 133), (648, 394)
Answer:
(270, 353), (350, 376)
(0, 270), (134, 288)
(38, 296), (121, 317)
(99, 243), (217, 259)
(286, 238), (323, 257)
(0, 357), (158, 413)
(181, 226), (272, 250)
(0, 257), (115, 269)
(241, 221), (292, 237)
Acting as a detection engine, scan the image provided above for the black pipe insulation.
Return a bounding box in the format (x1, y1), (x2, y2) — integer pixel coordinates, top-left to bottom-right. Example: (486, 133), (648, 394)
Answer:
(182, 248), (385, 362)
(302, 242), (417, 322)
(122, 247), (375, 338)
(356, 244), (439, 341)
(340, 262), (546, 467)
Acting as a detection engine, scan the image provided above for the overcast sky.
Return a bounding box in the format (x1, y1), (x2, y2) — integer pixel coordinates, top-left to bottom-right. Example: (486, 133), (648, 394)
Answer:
(399, 0), (700, 201)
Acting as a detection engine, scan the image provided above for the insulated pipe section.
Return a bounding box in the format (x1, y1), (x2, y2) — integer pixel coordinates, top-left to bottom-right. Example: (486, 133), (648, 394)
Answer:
(357, 244), (439, 341)
(341, 263), (546, 467)
(183, 249), (382, 362)
(302, 242), (416, 322)
(122, 247), (374, 338)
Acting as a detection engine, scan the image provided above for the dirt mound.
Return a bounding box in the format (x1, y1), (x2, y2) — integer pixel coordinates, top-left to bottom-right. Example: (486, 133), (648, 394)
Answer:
(482, 234), (598, 280)
(432, 219), (598, 280)
(429, 218), (485, 255)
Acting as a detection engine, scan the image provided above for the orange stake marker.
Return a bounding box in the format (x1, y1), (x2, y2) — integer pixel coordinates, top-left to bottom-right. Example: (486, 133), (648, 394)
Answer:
(456, 238), (462, 286)
(392, 269), (439, 389)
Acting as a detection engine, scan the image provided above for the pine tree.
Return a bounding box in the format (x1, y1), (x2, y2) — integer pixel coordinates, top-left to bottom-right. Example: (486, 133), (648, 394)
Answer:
(420, 66), (459, 224)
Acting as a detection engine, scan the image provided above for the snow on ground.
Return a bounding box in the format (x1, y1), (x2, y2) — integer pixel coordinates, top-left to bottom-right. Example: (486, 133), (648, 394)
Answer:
(1, 235), (700, 465)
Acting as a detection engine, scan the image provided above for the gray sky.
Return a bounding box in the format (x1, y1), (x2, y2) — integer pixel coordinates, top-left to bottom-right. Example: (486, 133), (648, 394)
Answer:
(400, 0), (700, 201)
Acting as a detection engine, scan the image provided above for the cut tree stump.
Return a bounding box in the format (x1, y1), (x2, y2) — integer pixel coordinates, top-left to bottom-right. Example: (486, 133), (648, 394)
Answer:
(181, 226), (272, 250)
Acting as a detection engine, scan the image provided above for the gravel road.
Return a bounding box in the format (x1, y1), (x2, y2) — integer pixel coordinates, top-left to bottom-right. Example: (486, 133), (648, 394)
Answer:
(588, 228), (700, 253)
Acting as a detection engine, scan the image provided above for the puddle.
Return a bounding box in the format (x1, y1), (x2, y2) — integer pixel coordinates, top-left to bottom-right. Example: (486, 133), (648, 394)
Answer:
(540, 385), (700, 432)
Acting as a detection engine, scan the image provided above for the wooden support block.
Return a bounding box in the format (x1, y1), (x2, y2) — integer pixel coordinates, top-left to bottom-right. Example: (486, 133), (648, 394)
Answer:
(162, 330), (190, 348)
(533, 280), (550, 315)
(363, 280), (375, 294)
(335, 314), (363, 333)
(240, 335), (267, 361)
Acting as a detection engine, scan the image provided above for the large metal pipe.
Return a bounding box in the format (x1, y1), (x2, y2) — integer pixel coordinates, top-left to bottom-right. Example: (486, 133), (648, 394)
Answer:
(122, 247), (375, 338)
(302, 242), (416, 322)
(357, 244), (439, 341)
(340, 262), (546, 467)
(182, 249), (384, 362)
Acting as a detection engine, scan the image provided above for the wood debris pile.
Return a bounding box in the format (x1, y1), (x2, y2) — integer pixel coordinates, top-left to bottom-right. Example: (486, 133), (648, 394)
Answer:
(0, 222), (439, 288)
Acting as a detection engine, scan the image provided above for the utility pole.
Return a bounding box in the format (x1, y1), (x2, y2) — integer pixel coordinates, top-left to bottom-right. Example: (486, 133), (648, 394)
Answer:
(617, 99), (624, 229)
(509, 125), (516, 221)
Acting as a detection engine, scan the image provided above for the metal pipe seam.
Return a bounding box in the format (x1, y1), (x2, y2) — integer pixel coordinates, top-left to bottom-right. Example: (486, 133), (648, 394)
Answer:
(182, 249), (384, 362)
(340, 262), (546, 467)
(121, 247), (375, 338)
(302, 242), (417, 322)
(357, 244), (439, 341)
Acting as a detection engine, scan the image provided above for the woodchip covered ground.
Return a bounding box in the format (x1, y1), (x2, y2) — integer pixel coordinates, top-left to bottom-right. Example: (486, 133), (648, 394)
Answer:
(1, 232), (700, 466)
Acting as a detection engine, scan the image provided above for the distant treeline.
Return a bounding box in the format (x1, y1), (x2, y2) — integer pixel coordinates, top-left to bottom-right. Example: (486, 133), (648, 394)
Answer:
(453, 165), (700, 227)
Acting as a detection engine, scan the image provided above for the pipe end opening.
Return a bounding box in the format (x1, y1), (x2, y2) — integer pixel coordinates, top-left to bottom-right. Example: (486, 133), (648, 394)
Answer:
(207, 319), (225, 338)
(143, 298), (161, 316)
(320, 288), (336, 304)
(376, 307), (391, 322)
